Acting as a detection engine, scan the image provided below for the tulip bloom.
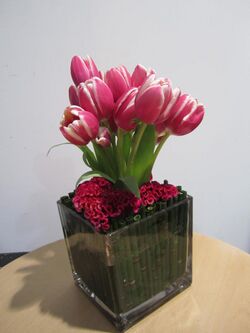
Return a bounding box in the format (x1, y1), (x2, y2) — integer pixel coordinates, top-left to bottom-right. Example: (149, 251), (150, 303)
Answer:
(95, 127), (111, 147)
(78, 77), (114, 120)
(105, 65), (131, 101)
(131, 64), (155, 87)
(156, 92), (205, 136)
(114, 88), (138, 131)
(69, 85), (79, 105)
(135, 75), (172, 124)
(60, 106), (99, 145)
(70, 55), (100, 86)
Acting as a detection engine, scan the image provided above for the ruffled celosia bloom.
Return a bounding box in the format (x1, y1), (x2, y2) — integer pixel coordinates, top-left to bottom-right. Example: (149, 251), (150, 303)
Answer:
(156, 90), (205, 136)
(114, 87), (138, 131)
(135, 75), (172, 124)
(60, 106), (99, 145)
(131, 64), (155, 87)
(105, 65), (131, 101)
(78, 77), (114, 120)
(70, 55), (100, 86)
(73, 177), (179, 232)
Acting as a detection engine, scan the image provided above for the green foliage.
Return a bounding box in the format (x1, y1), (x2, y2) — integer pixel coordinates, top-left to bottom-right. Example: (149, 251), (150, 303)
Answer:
(76, 170), (115, 187)
(129, 125), (156, 185)
(114, 176), (140, 198)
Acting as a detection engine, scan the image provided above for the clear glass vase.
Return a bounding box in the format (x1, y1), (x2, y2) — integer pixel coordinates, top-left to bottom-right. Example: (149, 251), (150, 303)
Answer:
(57, 194), (193, 331)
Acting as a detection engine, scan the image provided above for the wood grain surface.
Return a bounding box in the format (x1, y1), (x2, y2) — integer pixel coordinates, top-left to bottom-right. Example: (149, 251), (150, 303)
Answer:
(0, 233), (249, 333)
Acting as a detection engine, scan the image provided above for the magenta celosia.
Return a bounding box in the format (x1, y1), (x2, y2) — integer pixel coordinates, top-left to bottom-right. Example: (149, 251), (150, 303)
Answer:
(72, 177), (179, 232)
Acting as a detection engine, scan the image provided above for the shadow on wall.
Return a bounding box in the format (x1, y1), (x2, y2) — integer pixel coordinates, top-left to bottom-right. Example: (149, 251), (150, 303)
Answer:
(9, 241), (116, 332)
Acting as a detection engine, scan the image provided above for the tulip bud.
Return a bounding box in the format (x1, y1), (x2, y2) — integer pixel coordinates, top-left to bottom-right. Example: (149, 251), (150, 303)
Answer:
(114, 88), (138, 131)
(156, 92), (205, 136)
(95, 127), (111, 147)
(69, 85), (79, 105)
(135, 75), (172, 124)
(131, 64), (155, 87)
(70, 55), (100, 86)
(60, 106), (99, 146)
(105, 65), (131, 101)
(78, 77), (114, 120)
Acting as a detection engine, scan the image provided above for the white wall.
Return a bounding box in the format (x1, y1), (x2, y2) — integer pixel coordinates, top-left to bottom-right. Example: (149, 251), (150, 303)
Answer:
(1, 0), (249, 252)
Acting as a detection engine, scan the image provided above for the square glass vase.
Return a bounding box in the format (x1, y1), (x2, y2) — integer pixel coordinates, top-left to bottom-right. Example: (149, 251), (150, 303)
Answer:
(57, 195), (193, 331)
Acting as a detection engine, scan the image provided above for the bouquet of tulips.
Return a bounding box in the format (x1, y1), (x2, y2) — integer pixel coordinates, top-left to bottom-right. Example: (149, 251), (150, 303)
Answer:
(59, 55), (204, 196)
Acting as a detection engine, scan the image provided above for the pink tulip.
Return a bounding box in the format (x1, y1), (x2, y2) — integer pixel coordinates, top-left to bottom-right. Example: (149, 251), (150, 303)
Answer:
(156, 92), (205, 136)
(95, 127), (111, 147)
(135, 75), (172, 124)
(131, 64), (155, 87)
(78, 77), (114, 120)
(114, 88), (138, 131)
(70, 55), (100, 86)
(69, 85), (79, 105)
(156, 87), (181, 124)
(60, 106), (99, 145)
(105, 65), (131, 101)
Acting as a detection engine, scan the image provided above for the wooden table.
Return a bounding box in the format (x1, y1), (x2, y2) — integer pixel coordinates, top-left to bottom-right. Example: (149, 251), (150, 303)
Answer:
(0, 234), (249, 333)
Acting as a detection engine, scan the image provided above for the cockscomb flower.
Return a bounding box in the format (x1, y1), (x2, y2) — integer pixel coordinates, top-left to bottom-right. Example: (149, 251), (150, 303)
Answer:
(72, 178), (179, 232)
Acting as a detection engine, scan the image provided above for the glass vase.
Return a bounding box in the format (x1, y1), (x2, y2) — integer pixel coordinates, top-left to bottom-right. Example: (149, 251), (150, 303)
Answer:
(57, 194), (193, 331)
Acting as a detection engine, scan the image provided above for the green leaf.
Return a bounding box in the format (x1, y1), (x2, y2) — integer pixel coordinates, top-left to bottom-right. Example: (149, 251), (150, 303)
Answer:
(123, 132), (132, 163)
(130, 125), (156, 185)
(76, 171), (115, 187)
(82, 153), (90, 167)
(92, 142), (117, 179)
(115, 176), (140, 198)
(81, 146), (98, 170)
(46, 142), (72, 156)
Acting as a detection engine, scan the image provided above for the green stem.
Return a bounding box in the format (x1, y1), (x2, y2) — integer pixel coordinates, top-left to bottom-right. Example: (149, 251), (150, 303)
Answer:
(127, 123), (147, 171)
(110, 132), (121, 178)
(153, 132), (171, 163)
(117, 128), (126, 177)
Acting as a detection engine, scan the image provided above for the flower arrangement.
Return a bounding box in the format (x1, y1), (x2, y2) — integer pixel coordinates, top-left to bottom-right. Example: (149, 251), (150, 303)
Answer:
(58, 55), (204, 232)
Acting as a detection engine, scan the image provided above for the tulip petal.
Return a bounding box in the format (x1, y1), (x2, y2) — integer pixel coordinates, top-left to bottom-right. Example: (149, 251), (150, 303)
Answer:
(69, 85), (79, 105)
(176, 104), (205, 135)
(114, 88), (138, 131)
(78, 83), (99, 118)
(105, 66), (131, 101)
(132, 64), (155, 87)
(70, 56), (90, 86)
(85, 56), (100, 77)
(135, 85), (164, 124)
(60, 106), (99, 145)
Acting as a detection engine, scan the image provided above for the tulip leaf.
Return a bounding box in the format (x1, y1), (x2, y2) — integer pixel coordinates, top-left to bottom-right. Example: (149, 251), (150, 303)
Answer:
(82, 153), (90, 167)
(131, 125), (156, 185)
(76, 171), (115, 187)
(81, 146), (99, 170)
(123, 132), (132, 163)
(46, 142), (72, 156)
(114, 176), (140, 198)
(92, 142), (117, 179)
